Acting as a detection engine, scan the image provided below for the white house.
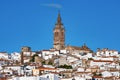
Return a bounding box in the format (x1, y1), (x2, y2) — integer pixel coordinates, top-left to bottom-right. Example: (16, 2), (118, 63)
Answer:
(0, 52), (8, 59)
(90, 60), (113, 67)
(11, 52), (21, 61)
(96, 48), (119, 57)
(102, 71), (112, 77)
(41, 50), (59, 60)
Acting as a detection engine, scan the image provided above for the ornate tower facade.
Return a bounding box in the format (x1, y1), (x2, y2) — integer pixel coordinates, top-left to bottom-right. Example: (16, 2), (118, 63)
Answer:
(53, 13), (65, 50)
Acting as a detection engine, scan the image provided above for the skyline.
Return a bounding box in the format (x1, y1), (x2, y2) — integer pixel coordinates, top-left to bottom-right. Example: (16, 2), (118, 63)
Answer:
(0, 0), (120, 53)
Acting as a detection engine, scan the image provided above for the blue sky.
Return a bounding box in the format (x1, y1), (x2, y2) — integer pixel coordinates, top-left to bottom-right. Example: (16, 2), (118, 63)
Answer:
(0, 0), (120, 53)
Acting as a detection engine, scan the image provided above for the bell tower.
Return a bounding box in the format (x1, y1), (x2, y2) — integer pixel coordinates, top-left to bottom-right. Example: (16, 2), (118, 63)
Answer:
(53, 12), (65, 50)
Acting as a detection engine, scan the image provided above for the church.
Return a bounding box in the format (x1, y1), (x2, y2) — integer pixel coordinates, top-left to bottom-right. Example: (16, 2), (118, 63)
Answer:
(53, 12), (92, 53)
(20, 12), (93, 64)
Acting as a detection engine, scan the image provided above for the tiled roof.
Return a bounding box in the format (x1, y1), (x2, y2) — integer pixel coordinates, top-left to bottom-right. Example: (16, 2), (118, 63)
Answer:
(37, 66), (57, 70)
(93, 76), (102, 78)
(65, 45), (91, 51)
(93, 60), (113, 62)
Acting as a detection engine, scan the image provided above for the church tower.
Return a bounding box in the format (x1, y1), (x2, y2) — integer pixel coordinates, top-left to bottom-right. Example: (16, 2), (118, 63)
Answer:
(53, 12), (65, 50)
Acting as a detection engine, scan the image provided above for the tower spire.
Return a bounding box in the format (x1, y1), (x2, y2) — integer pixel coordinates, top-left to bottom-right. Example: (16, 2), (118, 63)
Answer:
(57, 11), (62, 25)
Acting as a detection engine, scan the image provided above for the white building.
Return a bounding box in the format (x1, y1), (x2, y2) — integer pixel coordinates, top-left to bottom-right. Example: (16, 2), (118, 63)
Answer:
(13, 73), (60, 80)
(96, 48), (119, 57)
(90, 60), (113, 67)
(0, 52), (8, 59)
(41, 50), (59, 60)
(11, 52), (21, 61)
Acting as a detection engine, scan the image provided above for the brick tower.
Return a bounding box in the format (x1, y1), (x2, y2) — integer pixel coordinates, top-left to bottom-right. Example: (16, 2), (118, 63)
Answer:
(53, 12), (65, 50)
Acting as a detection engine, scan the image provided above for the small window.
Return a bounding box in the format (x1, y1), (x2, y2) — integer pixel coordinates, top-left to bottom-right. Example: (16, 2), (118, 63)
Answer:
(55, 32), (58, 36)
(62, 32), (64, 36)
(47, 76), (49, 78)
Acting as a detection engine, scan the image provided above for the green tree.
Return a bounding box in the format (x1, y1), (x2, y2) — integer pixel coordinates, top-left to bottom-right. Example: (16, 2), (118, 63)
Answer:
(88, 58), (93, 60)
(42, 61), (45, 64)
(58, 64), (73, 69)
(48, 61), (53, 65)
(30, 54), (38, 62)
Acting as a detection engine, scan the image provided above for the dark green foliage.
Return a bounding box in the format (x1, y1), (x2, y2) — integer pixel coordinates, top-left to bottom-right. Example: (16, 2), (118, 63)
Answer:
(88, 58), (93, 60)
(42, 61), (45, 64)
(30, 54), (38, 62)
(93, 72), (96, 76)
(98, 73), (102, 76)
(41, 60), (53, 65)
(58, 64), (72, 69)
(93, 72), (102, 76)
(48, 61), (53, 65)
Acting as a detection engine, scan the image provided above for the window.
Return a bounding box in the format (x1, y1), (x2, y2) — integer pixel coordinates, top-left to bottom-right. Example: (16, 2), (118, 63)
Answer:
(55, 32), (58, 36)
(62, 32), (64, 36)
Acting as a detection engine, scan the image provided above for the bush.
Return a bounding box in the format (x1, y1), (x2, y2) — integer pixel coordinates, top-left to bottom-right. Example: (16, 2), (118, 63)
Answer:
(30, 54), (38, 62)
(48, 61), (53, 65)
(88, 58), (93, 60)
(58, 64), (72, 69)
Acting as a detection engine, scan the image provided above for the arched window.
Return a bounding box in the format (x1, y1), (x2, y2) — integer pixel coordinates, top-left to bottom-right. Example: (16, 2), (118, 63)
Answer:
(55, 32), (58, 37)
(62, 32), (64, 36)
